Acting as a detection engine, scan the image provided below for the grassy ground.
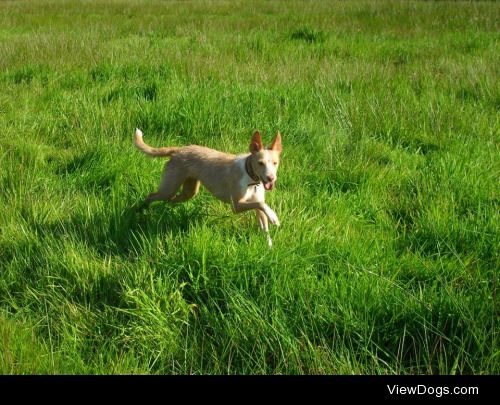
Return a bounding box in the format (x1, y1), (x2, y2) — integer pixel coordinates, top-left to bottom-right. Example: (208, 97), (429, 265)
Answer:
(0, 0), (498, 374)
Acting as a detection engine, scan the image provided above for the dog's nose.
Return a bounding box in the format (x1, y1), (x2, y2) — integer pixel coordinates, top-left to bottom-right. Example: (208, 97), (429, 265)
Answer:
(267, 175), (275, 182)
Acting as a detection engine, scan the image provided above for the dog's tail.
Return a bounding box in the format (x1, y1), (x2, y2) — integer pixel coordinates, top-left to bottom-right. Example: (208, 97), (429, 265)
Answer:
(133, 128), (180, 158)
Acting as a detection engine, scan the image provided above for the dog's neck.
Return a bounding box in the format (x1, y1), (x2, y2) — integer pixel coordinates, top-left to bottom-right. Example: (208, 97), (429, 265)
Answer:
(245, 154), (261, 186)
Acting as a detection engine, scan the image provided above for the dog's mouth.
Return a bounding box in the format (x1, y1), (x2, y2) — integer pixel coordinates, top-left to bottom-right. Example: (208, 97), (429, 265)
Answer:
(263, 181), (275, 191)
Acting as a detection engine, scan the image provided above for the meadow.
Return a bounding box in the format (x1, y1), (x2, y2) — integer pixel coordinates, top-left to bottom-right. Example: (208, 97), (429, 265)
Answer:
(0, 0), (498, 374)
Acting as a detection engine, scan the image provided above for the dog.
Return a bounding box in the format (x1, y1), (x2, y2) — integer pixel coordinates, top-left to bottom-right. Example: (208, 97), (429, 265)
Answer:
(133, 128), (282, 247)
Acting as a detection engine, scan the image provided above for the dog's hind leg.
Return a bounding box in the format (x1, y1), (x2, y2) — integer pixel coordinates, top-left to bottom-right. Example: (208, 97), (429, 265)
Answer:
(171, 178), (201, 203)
(141, 165), (186, 208)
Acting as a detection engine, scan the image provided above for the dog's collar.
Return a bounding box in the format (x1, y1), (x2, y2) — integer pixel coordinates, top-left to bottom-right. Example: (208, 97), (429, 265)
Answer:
(245, 155), (261, 186)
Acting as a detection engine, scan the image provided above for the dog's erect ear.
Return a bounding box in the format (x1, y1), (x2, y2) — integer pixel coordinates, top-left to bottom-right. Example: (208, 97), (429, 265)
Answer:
(269, 131), (282, 152)
(249, 130), (264, 153)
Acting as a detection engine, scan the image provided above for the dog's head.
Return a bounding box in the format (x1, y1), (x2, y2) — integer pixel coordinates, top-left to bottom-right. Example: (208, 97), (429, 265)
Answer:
(249, 130), (282, 191)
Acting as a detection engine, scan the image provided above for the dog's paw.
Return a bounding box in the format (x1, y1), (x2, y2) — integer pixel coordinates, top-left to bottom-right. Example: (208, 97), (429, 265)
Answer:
(265, 207), (280, 226)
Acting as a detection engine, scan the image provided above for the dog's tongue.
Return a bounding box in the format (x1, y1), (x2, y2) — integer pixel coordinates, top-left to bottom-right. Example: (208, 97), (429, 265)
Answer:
(264, 182), (274, 191)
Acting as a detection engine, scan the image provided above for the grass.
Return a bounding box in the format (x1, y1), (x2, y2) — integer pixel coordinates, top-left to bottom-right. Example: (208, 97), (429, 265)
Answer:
(0, 0), (498, 374)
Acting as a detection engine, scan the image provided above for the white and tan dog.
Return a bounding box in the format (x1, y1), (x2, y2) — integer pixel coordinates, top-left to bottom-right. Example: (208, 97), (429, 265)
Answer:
(133, 129), (282, 247)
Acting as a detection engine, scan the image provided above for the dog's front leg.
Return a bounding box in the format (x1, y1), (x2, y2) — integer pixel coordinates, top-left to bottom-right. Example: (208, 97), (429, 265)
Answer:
(232, 200), (280, 226)
(255, 210), (273, 248)
(260, 203), (280, 227)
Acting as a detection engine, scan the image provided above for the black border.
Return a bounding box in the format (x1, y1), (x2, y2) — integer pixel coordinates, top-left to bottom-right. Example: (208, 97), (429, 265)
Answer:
(1, 375), (496, 402)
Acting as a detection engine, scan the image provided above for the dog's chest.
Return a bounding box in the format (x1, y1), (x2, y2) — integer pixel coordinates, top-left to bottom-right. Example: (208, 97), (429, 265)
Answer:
(241, 183), (264, 202)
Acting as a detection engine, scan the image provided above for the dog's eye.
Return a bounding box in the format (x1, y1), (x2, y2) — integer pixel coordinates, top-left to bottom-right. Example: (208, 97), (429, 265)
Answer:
(273, 162), (278, 165)
(258, 161), (264, 166)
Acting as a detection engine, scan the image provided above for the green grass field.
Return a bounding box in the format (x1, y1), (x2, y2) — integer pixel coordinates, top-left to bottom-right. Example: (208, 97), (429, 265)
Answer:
(0, 0), (498, 374)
